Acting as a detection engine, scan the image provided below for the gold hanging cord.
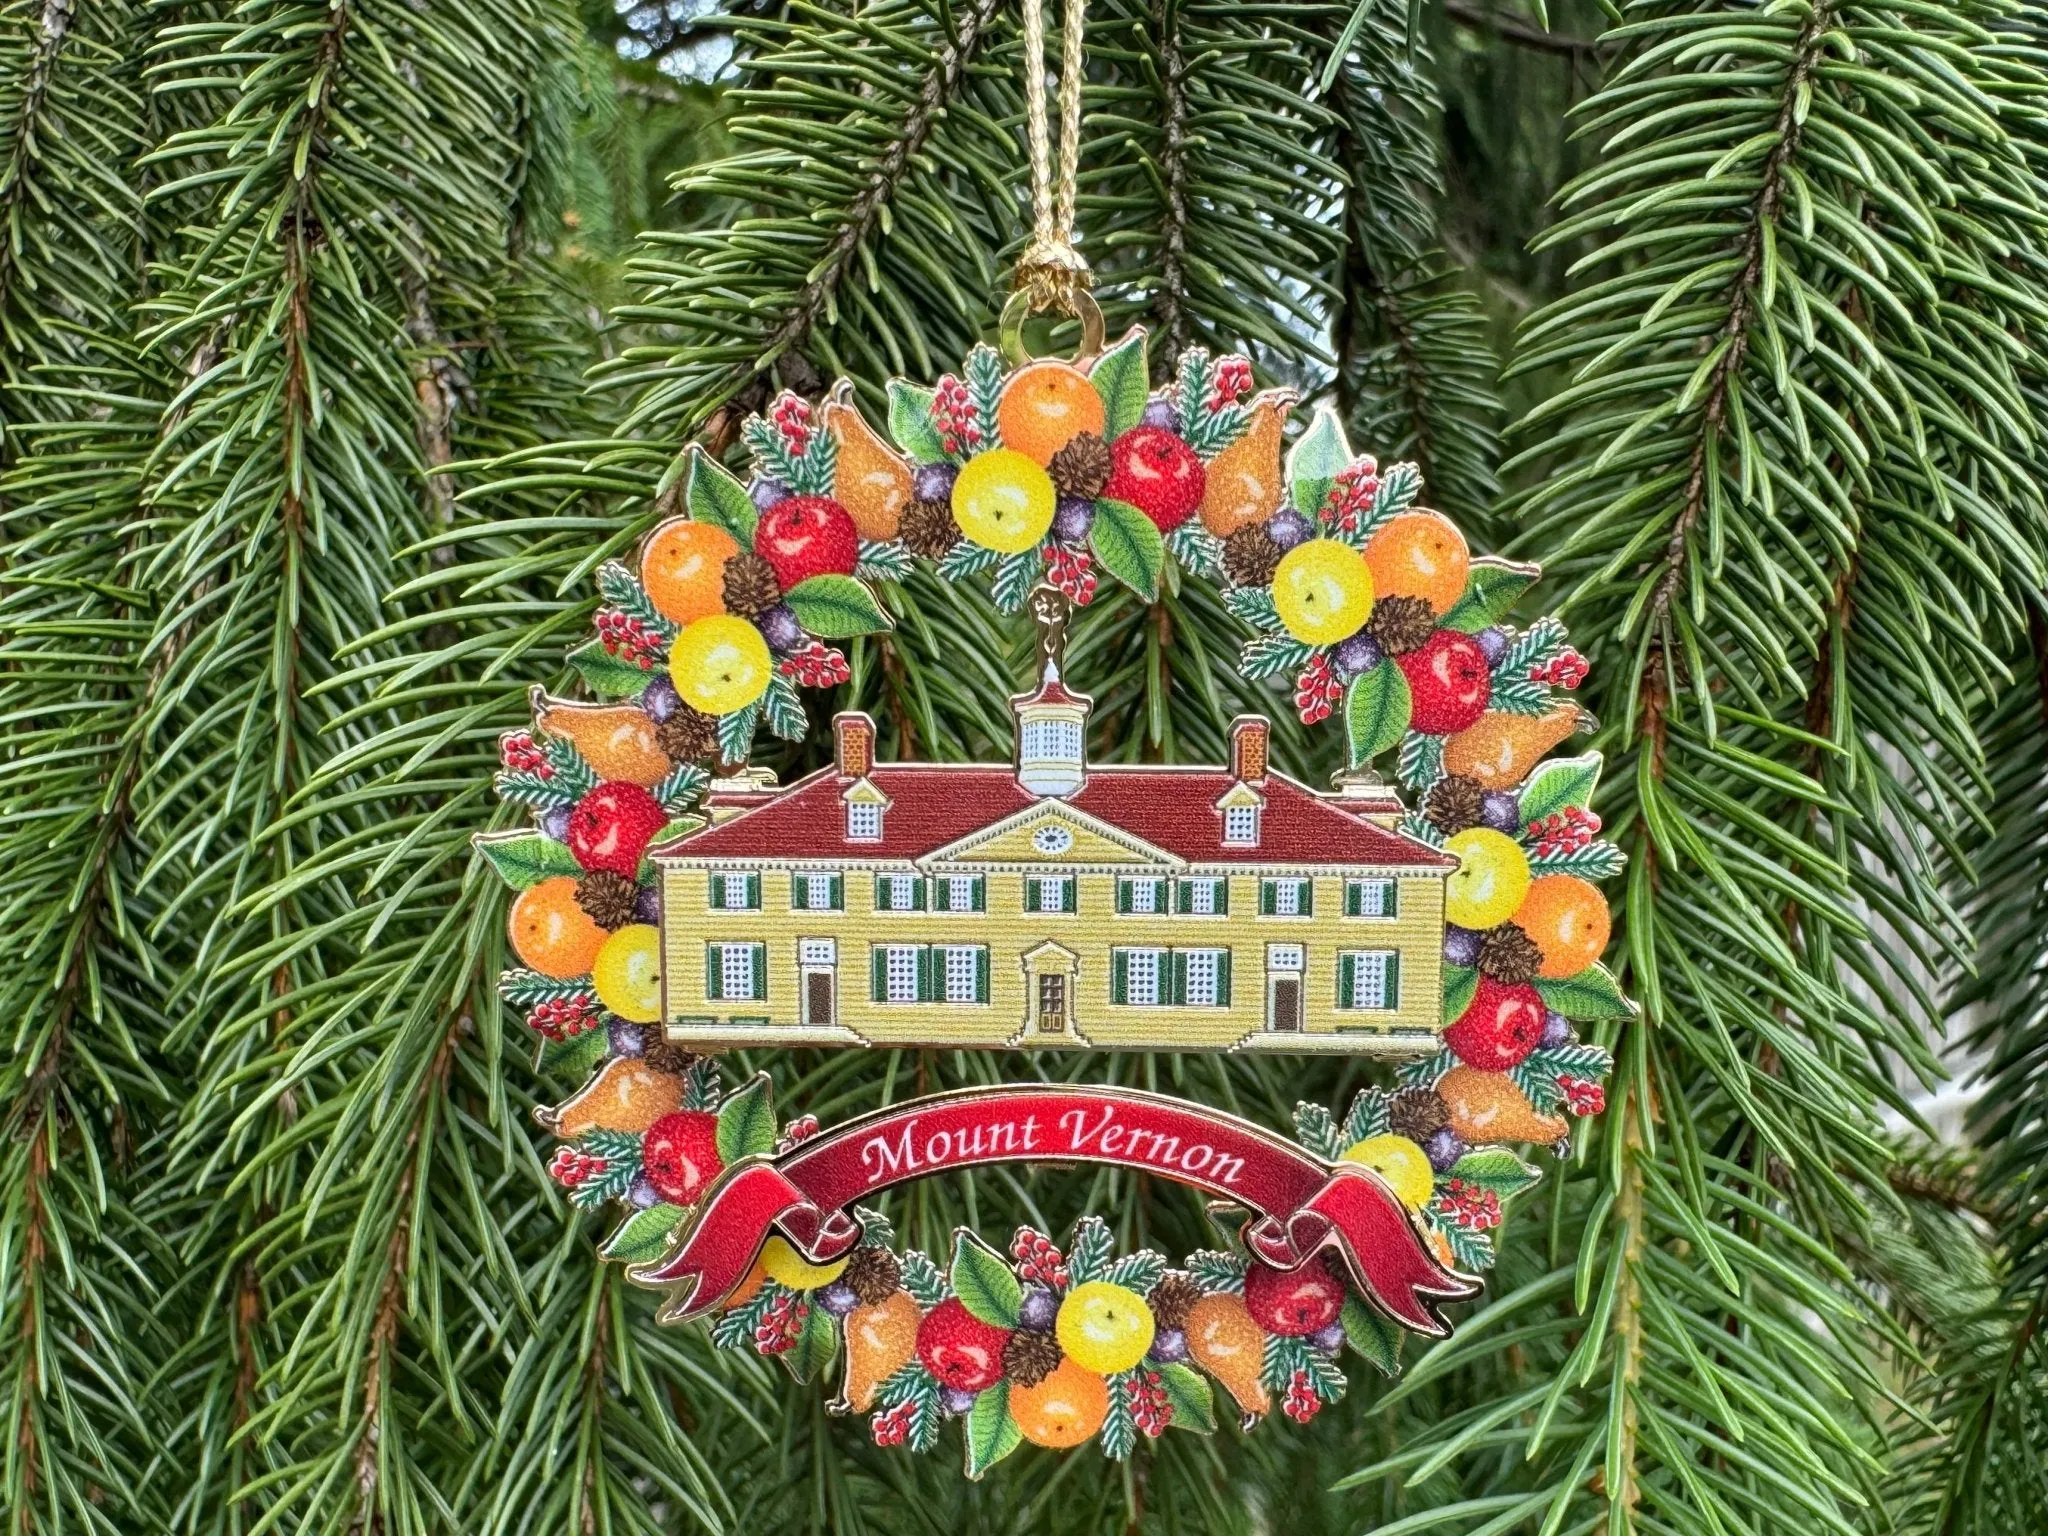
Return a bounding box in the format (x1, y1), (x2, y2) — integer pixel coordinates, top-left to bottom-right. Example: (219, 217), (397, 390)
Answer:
(1002, 0), (1104, 361)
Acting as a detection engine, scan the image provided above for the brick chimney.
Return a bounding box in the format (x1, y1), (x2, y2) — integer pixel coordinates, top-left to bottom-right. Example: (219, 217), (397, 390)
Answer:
(834, 712), (875, 778)
(1230, 716), (1269, 784)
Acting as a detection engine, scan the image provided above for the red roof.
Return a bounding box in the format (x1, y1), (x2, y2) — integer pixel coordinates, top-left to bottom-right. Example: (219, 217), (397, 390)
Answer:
(655, 764), (1454, 868)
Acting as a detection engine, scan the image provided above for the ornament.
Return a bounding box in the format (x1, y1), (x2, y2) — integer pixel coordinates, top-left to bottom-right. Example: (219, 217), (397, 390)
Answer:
(1272, 538), (1374, 645)
(952, 448), (1057, 552)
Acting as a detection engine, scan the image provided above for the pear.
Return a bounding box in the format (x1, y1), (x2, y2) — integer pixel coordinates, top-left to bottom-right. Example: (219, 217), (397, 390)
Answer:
(543, 1057), (685, 1138)
(536, 691), (672, 787)
(838, 1289), (920, 1411)
(823, 384), (914, 541)
(1443, 704), (1587, 790)
(1439, 1065), (1568, 1146)
(1185, 1291), (1271, 1419)
(1199, 392), (1293, 538)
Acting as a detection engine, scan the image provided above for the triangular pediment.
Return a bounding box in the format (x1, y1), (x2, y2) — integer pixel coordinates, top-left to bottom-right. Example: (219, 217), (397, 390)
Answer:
(1214, 780), (1266, 810)
(922, 799), (1180, 869)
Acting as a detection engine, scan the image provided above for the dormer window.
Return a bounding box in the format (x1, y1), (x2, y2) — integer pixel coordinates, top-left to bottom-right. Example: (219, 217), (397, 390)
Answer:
(1223, 805), (1261, 845)
(847, 801), (883, 841)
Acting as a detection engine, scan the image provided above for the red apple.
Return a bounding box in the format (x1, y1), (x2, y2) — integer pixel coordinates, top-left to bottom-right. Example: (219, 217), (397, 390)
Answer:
(1102, 426), (1206, 531)
(566, 782), (668, 878)
(1398, 630), (1491, 734)
(753, 494), (859, 589)
(1445, 976), (1546, 1070)
(642, 1110), (723, 1204)
(1242, 1255), (1347, 1336)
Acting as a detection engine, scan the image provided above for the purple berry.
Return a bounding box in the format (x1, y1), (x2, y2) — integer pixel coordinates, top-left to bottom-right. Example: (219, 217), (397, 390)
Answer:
(1476, 627), (1508, 665)
(1443, 924), (1482, 968)
(940, 1386), (978, 1416)
(1424, 1127), (1466, 1172)
(1541, 1009), (1575, 1049)
(817, 1282), (859, 1317)
(1053, 495), (1095, 543)
(1140, 398), (1179, 432)
(1266, 507), (1312, 551)
(634, 883), (661, 925)
(629, 1176), (661, 1209)
(913, 461), (958, 502)
(1332, 631), (1385, 681)
(609, 1018), (646, 1056)
(1018, 1285), (1058, 1332)
(755, 603), (803, 653)
(641, 673), (681, 723)
(1480, 791), (1520, 833)
(540, 804), (573, 841)
(1309, 1321), (1346, 1354)
(749, 476), (791, 511)
(1149, 1327), (1189, 1364)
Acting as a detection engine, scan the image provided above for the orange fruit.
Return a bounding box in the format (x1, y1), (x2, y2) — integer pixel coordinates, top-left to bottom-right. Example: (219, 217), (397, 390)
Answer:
(724, 1251), (772, 1313)
(508, 876), (606, 978)
(996, 360), (1105, 466)
(1009, 1357), (1110, 1448)
(1513, 874), (1611, 977)
(1363, 512), (1469, 615)
(640, 519), (740, 625)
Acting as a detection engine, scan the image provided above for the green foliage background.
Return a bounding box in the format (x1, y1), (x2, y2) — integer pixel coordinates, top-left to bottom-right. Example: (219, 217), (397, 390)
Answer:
(4, 0), (2047, 1531)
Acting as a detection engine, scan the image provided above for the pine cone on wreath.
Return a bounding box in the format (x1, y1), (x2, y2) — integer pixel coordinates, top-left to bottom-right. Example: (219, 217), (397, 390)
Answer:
(1478, 922), (1543, 985)
(1221, 524), (1282, 589)
(636, 1024), (697, 1076)
(575, 870), (641, 931)
(1048, 432), (1112, 501)
(1386, 1087), (1451, 1143)
(721, 550), (783, 617)
(843, 1245), (903, 1306)
(1366, 594), (1438, 655)
(1146, 1273), (1204, 1332)
(1002, 1328), (1064, 1388)
(899, 496), (962, 559)
(656, 703), (721, 764)
(1424, 773), (1487, 835)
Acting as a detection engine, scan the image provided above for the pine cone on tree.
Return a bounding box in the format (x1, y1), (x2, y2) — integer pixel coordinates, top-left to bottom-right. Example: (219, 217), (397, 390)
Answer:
(575, 870), (641, 930)
(1002, 1328), (1064, 1387)
(1048, 432), (1112, 501)
(843, 1244), (902, 1306)
(1147, 1273), (1203, 1332)
(1222, 524), (1282, 589)
(656, 703), (720, 764)
(1478, 922), (1543, 985)
(1424, 773), (1487, 835)
(1387, 1087), (1451, 1143)
(899, 497), (961, 559)
(722, 550), (782, 617)
(1366, 594), (1438, 655)
(636, 1024), (696, 1076)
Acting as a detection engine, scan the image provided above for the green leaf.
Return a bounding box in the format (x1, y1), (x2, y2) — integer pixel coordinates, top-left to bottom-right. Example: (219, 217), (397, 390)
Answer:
(1446, 1148), (1543, 1202)
(1345, 660), (1412, 766)
(602, 1203), (687, 1263)
(1090, 498), (1166, 600)
(949, 1231), (1023, 1329)
(782, 1297), (840, 1384)
(715, 1074), (778, 1163)
(782, 573), (892, 637)
(1340, 1295), (1402, 1376)
(1090, 328), (1150, 441)
(886, 379), (948, 462)
(537, 1028), (608, 1080)
(686, 446), (759, 544)
(1441, 964), (1479, 1027)
(1286, 405), (1352, 517)
(1157, 1362), (1216, 1432)
(963, 1383), (1024, 1478)
(1440, 557), (1541, 633)
(476, 832), (584, 889)
(567, 641), (655, 699)
(1518, 752), (1602, 824)
(1533, 964), (1633, 1020)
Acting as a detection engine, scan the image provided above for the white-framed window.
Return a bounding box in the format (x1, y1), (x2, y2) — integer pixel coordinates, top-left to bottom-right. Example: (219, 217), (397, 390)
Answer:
(1181, 948), (1228, 1007)
(874, 873), (924, 912)
(1111, 947), (1232, 1006)
(1022, 719), (1083, 760)
(710, 872), (760, 910)
(878, 944), (921, 1002)
(799, 938), (836, 966)
(793, 872), (843, 911)
(1117, 877), (1166, 915)
(1337, 950), (1401, 1011)
(706, 941), (764, 1002)
(1346, 878), (1397, 918)
(847, 801), (884, 841)
(937, 874), (985, 913)
(941, 945), (989, 1003)
(1177, 877), (1227, 915)
(1113, 947), (1165, 1006)
(1260, 878), (1313, 917)
(869, 944), (989, 1004)
(1024, 875), (1075, 914)
(1223, 805), (1261, 845)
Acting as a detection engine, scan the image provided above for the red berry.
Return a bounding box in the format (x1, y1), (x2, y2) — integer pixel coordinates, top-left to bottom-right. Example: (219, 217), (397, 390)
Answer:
(1242, 1255), (1346, 1337)
(914, 1298), (1010, 1391)
(641, 1110), (723, 1204)
(753, 494), (859, 589)
(1397, 629), (1491, 734)
(1445, 976), (1546, 1070)
(566, 781), (669, 878)
(1102, 426), (1206, 531)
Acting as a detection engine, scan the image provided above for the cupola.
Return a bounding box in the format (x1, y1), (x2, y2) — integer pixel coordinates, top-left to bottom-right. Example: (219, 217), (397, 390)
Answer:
(1012, 659), (1091, 799)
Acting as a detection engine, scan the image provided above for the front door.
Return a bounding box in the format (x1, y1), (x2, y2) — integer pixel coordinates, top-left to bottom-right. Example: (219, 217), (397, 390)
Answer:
(1267, 944), (1304, 1032)
(1037, 973), (1067, 1035)
(806, 970), (834, 1028)
(1270, 977), (1302, 1031)
(799, 939), (835, 1028)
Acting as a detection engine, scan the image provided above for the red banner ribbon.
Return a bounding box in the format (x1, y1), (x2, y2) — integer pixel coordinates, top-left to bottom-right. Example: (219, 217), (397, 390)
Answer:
(634, 1083), (1478, 1334)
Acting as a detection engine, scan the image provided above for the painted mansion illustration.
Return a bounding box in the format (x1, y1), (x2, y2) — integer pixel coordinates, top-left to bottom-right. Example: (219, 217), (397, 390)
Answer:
(651, 659), (1458, 1053)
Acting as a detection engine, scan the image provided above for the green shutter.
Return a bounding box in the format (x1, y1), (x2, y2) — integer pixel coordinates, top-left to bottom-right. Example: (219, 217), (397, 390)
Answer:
(971, 875), (986, 911)
(871, 946), (886, 1002)
(790, 874), (805, 909)
(709, 874), (725, 908)
(1260, 880), (1276, 915)
(1215, 878), (1230, 916)
(1345, 880), (1361, 917)
(1117, 879), (1132, 915)
(830, 873), (844, 909)
(1299, 880), (1314, 917)
(1061, 878), (1075, 913)
(1386, 881), (1399, 918)
(911, 877), (926, 911)
(1216, 949), (1232, 1006)
(975, 947), (989, 1003)
(916, 945), (935, 1002)
(1111, 948), (1128, 1005)
(1024, 878), (1042, 914)
(751, 943), (766, 999)
(873, 874), (888, 909)
(1175, 879), (1192, 914)
(706, 944), (724, 1001)
(746, 872), (761, 907)
(1170, 951), (1188, 1006)
(1384, 952), (1400, 1010)
(1338, 952), (1356, 1010)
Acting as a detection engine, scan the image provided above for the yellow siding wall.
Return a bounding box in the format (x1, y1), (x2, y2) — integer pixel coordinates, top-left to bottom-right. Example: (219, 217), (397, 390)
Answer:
(660, 864), (1444, 1054)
